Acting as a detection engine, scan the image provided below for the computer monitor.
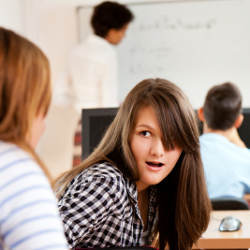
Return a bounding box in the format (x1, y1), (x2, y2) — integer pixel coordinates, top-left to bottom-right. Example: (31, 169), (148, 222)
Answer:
(238, 108), (250, 148)
(81, 108), (118, 160)
(81, 107), (250, 159)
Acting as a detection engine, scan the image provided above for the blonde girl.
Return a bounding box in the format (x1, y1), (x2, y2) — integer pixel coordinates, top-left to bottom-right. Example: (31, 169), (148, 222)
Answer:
(0, 27), (68, 249)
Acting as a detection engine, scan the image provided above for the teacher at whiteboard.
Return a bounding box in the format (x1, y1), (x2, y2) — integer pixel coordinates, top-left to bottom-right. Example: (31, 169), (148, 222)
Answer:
(69, 1), (134, 166)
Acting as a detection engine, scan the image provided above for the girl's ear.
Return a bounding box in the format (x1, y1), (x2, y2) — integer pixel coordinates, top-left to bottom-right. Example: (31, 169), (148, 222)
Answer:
(234, 113), (244, 129)
(197, 107), (205, 122)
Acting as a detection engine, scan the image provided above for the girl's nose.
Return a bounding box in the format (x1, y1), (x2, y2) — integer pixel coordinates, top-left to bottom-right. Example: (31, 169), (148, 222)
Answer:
(150, 138), (164, 157)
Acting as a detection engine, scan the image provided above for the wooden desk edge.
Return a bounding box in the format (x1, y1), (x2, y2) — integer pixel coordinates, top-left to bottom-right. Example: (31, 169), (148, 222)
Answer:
(193, 237), (250, 249)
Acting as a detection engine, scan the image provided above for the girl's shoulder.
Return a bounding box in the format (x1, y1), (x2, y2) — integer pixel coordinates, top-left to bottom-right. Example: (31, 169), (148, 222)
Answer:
(87, 161), (123, 178)
(67, 161), (129, 194)
(0, 141), (53, 203)
(0, 141), (28, 160)
(0, 141), (42, 174)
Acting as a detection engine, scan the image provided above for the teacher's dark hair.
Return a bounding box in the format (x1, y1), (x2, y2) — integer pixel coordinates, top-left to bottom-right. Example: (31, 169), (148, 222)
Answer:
(91, 1), (134, 38)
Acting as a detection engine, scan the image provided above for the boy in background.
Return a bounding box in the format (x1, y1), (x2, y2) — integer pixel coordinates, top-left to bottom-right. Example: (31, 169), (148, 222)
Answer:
(198, 82), (250, 200)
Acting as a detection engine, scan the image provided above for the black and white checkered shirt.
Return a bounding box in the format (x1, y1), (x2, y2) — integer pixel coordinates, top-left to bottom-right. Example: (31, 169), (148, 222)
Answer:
(58, 162), (158, 249)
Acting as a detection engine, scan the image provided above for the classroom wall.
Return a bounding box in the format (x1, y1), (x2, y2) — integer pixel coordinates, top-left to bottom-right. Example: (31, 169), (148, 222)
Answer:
(78, 0), (250, 108)
(24, 0), (80, 179)
(0, 0), (25, 34)
(0, 0), (80, 178)
(2, 0), (250, 179)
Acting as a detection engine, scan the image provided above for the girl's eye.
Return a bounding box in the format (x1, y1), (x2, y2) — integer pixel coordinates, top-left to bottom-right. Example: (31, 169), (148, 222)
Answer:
(139, 130), (151, 137)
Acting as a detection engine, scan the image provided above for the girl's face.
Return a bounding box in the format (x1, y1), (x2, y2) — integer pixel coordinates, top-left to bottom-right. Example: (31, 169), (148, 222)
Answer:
(130, 105), (182, 192)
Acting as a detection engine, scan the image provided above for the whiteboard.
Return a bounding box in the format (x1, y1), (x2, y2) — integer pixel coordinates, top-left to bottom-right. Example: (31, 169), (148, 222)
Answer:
(77, 0), (250, 108)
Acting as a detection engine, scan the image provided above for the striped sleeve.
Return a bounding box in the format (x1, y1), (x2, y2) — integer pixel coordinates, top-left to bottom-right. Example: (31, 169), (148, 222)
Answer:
(0, 143), (68, 250)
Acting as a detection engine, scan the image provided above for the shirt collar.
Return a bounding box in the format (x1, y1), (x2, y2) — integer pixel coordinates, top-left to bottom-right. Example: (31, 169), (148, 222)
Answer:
(125, 176), (159, 206)
(88, 33), (113, 48)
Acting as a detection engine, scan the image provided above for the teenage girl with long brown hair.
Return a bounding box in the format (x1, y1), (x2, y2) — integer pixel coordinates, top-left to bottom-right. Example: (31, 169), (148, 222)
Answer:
(55, 78), (211, 250)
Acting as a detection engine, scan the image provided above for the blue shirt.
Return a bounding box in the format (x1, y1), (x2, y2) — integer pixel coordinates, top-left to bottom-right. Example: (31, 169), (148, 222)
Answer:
(200, 133), (250, 198)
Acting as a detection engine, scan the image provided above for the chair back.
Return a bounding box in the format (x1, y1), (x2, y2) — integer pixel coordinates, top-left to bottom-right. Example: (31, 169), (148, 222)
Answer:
(211, 196), (249, 210)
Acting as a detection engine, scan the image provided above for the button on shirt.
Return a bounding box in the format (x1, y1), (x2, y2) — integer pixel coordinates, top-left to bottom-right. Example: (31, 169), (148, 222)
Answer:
(58, 162), (158, 249)
(200, 133), (250, 198)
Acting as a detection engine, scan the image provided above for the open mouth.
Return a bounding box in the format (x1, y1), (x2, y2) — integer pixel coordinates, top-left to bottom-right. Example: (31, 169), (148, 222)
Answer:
(146, 161), (164, 167)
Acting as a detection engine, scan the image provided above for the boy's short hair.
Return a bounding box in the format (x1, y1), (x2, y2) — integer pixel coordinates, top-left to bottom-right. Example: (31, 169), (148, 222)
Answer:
(203, 82), (242, 130)
(91, 1), (134, 38)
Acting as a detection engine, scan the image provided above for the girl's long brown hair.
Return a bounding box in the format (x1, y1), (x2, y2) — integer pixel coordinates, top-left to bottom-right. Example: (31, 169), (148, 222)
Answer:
(0, 27), (52, 182)
(55, 78), (211, 249)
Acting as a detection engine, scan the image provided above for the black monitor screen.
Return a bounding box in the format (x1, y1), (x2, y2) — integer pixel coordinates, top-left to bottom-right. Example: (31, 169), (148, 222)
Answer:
(81, 108), (118, 160)
(82, 107), (250, 160)
(238, 108), (250, 148)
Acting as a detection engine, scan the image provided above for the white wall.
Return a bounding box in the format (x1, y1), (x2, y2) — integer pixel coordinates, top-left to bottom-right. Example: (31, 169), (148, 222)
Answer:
(24, 0), (80, 179)
(0, 0), (81, 179)
(0, 0), (25, 34)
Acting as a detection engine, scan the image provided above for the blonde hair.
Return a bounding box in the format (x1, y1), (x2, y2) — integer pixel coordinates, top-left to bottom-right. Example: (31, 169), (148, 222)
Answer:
(0, 27), (52, 182)
(55, 78), (210, 249)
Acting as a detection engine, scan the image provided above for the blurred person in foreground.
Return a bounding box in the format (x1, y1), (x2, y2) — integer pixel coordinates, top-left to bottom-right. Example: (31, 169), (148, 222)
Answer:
(0, 27), (68, 249)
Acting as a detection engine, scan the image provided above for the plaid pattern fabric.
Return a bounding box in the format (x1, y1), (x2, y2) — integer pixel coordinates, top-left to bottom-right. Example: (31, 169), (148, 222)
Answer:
(72, 119), (82, 167)
(58, 162), (158, 249)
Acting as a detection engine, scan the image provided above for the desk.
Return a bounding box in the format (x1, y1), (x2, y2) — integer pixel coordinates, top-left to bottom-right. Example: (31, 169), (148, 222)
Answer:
(193, 210), (250, 249)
